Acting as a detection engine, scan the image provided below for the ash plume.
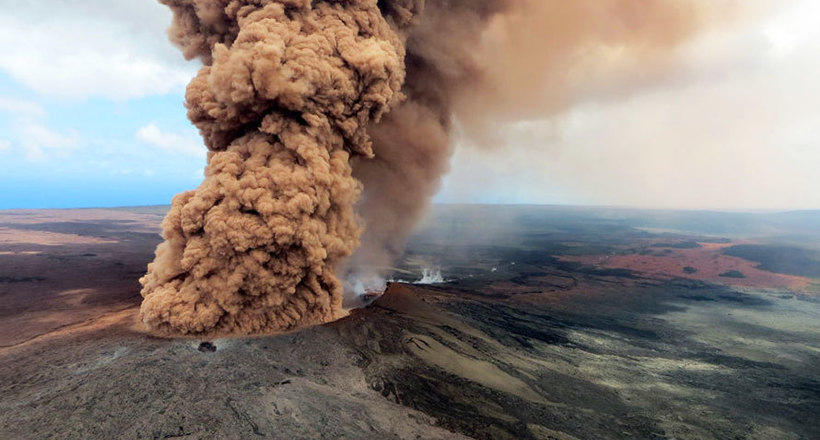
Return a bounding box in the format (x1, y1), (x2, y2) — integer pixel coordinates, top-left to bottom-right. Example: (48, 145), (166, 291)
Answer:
(344, 0), (715, 293)
(142, 0), (719, 336)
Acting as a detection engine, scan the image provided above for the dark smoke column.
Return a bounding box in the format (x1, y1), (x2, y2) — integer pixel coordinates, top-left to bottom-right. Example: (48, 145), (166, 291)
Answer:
(140, 0), (406, 336)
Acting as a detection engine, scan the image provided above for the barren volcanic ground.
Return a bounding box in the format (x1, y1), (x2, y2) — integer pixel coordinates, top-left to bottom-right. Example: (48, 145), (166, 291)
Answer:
(1, 205), (820, 439)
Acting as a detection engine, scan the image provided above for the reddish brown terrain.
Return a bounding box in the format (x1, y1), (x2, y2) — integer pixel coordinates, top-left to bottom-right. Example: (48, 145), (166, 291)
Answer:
(559, 241), (812, 290)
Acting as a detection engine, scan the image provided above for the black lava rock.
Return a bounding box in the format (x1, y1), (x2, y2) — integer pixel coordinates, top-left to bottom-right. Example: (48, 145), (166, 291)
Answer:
(198, 342), (217, 353)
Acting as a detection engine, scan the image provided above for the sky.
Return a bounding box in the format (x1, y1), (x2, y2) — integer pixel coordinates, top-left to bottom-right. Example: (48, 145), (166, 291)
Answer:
(0, 0), (818, 210)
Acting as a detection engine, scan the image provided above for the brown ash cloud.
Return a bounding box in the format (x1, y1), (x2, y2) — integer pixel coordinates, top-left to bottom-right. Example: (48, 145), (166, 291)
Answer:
(142, 0), (719, 336)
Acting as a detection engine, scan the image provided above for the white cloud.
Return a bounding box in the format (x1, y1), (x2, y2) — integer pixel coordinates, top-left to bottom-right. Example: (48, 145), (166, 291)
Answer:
(0, 97), (46, 118)
(19, 122), (79, 161)
(762, 0), (820, 56)
(0, 97), (79, 160)
(137, 123), (205, 158)
(23, 123), (77, 149)
(0, 0), (198, 100)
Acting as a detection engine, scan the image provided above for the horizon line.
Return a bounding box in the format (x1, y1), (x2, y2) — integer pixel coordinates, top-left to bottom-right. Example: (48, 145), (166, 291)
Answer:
(1, 202), (819, 215)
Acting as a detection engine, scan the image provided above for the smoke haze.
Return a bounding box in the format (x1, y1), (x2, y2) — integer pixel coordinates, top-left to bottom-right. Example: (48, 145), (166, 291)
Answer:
(142, 0), (726, 336)
(440, 0), (817, 211)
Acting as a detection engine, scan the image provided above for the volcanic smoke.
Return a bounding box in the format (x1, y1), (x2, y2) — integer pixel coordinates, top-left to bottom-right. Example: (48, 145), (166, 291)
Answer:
(141, 0), (716, 336)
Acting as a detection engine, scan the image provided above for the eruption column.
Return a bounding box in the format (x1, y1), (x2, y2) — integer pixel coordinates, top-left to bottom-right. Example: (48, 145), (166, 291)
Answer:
(143, 0), (717, 336)
(140, 0), (405, 335)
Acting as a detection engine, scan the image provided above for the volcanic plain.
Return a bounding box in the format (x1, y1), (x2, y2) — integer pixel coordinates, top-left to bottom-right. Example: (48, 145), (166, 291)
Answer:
(1, 205), (819, 439)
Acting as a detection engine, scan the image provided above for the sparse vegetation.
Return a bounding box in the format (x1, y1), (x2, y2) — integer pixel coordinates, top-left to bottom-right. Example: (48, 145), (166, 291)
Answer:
(719, 270), (746, 279)
(683, 266), (698, 274)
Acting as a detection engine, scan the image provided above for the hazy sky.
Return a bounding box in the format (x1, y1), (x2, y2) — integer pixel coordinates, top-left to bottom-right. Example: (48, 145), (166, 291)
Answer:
(0, 0), (818, 210)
